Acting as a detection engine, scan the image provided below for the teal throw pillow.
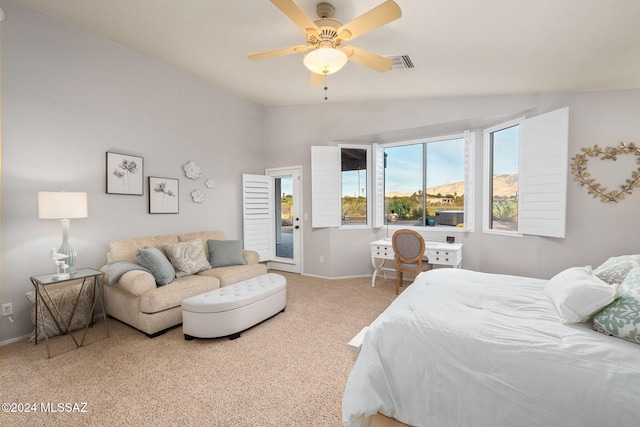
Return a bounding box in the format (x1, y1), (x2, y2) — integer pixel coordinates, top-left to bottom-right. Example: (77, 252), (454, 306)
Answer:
(594, 268), (640, 345)
(207, 240), (246, 268)
(136, 246), (175, 286)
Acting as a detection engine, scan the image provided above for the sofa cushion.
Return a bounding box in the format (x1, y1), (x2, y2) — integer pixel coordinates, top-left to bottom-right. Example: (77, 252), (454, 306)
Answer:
(139, 274), (221, 314)
(164, 239), (212, 277)
(199, 263), (268, 287)
(136, 246), (175, 285)
(178, 230), (227, 260)
(108, 234), (178, 263)
(208, 239), (246, 268)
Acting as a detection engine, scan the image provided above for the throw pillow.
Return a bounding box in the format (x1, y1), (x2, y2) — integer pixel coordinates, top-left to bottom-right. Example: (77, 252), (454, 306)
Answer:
(164, 239), (212, 277)
(593, 256), (640, 285)
(136, 246), (175, 286)
(207, 240), (246, 268)
(544, 266), (617, 324)
(594, 268), (640, 345)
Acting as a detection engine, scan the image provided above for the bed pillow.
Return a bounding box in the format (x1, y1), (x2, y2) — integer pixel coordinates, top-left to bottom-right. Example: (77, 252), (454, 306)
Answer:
(594, 268), (640, 345)
(207, 239), (246, 268)
(136, 246), (175, 285)
(593, 255), (640, 285)
(544, 266), (617, 324)
(163, 239), (212, 277)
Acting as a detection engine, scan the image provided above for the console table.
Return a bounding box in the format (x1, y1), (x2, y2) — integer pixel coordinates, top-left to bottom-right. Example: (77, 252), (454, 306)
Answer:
(370, 239), (463, 287)
(30, 268), (109, 358)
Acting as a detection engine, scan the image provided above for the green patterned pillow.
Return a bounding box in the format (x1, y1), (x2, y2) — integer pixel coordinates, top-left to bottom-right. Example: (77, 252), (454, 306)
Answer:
(163, 239), (212, 277)
(594, 268), (640, 344)
(593, 255), (640, 285)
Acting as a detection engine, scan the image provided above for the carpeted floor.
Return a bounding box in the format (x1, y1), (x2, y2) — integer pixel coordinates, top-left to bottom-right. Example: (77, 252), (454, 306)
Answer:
(0, 272), (399, 427)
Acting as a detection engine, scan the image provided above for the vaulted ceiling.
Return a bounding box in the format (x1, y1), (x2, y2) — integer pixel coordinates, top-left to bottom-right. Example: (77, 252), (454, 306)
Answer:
(12, 0), (640, 106)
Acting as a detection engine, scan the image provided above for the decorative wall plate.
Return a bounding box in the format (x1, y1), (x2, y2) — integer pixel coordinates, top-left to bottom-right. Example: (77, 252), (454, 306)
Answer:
(183, 161), (202, 180)
(570, 142), (640, 203)
(205, 179), (215, 189)
(191, 189), (205, 203)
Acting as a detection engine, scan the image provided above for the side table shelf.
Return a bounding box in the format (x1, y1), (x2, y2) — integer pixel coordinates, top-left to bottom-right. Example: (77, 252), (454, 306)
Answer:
(29, 268), (109, 358)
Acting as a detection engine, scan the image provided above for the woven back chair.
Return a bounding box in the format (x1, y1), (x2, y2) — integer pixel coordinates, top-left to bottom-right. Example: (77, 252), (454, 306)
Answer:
(391, 229), (426, 295)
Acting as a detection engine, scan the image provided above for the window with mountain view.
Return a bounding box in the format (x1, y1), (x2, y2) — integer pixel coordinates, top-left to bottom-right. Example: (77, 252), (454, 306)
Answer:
(341, 147), (368, 225)
(486, 123), (519, 232)
(384, 136), (465, 228)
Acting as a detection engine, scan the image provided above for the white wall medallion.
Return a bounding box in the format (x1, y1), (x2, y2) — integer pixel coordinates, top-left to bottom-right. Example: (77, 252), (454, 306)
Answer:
(183, 161), (202, 180)
(205, 179), (215, 189)
(190, 189), (205, 203)
(570, 141), (640, 203)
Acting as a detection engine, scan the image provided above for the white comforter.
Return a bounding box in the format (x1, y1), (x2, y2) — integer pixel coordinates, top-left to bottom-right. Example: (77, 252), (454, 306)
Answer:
(343, 269), (640, 427)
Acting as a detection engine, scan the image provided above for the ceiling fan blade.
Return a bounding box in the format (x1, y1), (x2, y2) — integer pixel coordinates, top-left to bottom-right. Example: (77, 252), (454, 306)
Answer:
(341, 46), (393, 72)
(271, 0), (319, 36)
(337, 1), (401, 41)
(248, 45), (308, 61)
(309, 72), (324, 87)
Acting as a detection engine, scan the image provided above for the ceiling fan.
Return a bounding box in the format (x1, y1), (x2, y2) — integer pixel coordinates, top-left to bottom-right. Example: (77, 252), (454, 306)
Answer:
(248, 0), (402, 86)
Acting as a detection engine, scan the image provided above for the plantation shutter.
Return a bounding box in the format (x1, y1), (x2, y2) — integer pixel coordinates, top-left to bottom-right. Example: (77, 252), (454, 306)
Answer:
(463, 131), (476, 232)
(242, 174), (274, 261)
(519, 107), (569, 238)
(373, 144), (385, 228)
(311, 146), (341, 228)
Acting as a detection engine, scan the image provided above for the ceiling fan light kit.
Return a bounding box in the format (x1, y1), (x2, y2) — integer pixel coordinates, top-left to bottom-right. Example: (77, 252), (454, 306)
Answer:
(248, 0), (401, 90)
(303, 47), (348, 75)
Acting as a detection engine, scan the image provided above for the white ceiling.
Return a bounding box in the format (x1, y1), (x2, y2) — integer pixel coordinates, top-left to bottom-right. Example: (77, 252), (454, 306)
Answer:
(12, 0), (640, 106)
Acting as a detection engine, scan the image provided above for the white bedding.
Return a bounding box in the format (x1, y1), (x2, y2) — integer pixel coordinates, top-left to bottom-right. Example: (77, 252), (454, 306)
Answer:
(342, 269), (640, 427)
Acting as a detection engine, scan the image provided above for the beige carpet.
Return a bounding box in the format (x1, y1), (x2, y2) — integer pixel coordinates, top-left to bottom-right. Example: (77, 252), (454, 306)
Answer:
(0, 272), (399, 427)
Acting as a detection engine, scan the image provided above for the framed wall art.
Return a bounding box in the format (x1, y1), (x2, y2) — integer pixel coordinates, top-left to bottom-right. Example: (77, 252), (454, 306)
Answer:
(106, 152), (144, 195)
(149, 176), (179, 214)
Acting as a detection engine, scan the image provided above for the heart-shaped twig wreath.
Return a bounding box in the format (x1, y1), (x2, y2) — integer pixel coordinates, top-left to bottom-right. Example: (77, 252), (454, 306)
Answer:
(570, 141), (640, 203)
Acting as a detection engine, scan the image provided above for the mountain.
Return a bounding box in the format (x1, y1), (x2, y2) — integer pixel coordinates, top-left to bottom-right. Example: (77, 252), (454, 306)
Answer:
(386, 174), (518, 198)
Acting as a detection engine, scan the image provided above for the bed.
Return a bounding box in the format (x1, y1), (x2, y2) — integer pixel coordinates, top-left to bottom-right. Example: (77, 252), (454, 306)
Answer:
(342, 266), (640, 427)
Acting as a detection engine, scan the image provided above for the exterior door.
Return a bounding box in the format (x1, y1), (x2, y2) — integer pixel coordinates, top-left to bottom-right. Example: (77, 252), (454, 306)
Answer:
(266, 166), (302, 273)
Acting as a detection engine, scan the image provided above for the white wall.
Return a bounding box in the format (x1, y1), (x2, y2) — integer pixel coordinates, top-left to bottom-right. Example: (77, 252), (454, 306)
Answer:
(264, 92), (640, 279)
(3, 0), (640, 343)
(1, 1), (265, 342)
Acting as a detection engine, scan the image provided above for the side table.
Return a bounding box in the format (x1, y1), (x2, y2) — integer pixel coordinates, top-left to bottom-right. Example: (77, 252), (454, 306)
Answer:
(29, 268), (109, 358)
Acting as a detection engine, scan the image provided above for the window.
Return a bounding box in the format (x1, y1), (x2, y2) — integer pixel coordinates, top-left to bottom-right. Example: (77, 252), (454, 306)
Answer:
(383, 135), (468, 229)
(311, 134), (474, 231)
(341, 147), (368, 226)
(483, 107), (569, 238)
(484, 122), (520, 233)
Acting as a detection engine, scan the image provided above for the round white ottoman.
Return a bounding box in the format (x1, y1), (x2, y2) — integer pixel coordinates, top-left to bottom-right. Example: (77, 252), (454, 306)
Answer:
(181, 273), (286, 340)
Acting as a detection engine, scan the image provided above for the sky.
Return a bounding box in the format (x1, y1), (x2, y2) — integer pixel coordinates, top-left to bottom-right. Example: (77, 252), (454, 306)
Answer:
(341, 128), (519, 197)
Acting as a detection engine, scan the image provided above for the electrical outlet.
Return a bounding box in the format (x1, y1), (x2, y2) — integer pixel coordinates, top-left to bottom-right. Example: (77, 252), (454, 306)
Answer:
(319, 256), (324, 263)
(2, 303), (13, 316)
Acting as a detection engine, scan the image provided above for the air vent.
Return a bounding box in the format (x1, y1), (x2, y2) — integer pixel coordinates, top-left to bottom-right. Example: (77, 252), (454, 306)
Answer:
(389, 54), (415, 70)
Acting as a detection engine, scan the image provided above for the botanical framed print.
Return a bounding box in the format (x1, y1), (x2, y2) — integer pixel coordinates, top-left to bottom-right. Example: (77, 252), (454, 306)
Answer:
(106, 152), (144, 195)
(149, 176), (179, 214)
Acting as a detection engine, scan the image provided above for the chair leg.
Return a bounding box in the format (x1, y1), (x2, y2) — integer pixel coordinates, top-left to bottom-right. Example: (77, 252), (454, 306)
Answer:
(396, 272), (402, 295)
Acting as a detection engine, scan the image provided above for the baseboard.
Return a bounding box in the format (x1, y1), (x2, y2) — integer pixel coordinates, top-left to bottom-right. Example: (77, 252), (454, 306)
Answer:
(1, 333), (31, 346)
(300, 272), (372, 280)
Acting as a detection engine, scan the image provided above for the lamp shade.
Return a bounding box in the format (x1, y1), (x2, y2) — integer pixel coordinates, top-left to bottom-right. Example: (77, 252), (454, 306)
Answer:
(303, 48), (348, 75)
(38, 192), (88, 219)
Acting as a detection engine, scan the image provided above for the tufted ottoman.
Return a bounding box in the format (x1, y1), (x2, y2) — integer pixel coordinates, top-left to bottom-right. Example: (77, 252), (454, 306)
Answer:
(181, 273), (286, 340)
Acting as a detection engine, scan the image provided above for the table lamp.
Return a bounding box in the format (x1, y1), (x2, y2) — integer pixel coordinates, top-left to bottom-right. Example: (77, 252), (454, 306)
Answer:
(38, 192), (88, 272)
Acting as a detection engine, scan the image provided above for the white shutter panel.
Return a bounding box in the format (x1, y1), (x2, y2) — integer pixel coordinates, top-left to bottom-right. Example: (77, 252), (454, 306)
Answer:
(463, 131), (475, 232)
(373, 144), (385, 228)
(242, 174), (274, 261)
(519, 107), (569, 238)
(311, 146), (341, 228)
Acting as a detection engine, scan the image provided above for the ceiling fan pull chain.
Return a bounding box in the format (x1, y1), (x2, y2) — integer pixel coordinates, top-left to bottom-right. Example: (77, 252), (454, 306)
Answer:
(324, 74), (328, 101)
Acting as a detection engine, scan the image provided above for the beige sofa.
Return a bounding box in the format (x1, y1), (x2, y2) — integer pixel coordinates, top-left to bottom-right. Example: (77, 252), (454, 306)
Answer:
(102, 230), (267, 337)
